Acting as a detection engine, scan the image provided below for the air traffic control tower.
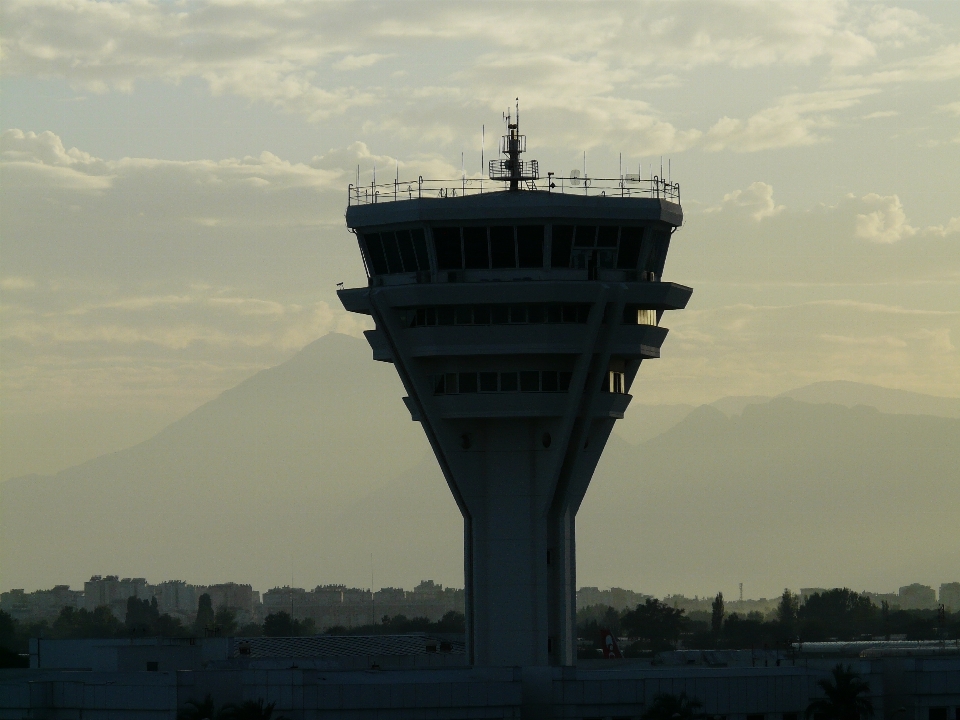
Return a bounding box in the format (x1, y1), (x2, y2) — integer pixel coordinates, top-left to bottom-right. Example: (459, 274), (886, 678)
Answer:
(338, 112), (691, 668)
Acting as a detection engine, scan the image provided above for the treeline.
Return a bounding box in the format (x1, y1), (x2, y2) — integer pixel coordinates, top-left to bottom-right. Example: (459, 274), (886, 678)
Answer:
(0, 592), (466, 666)
(578, 589), (960, 657)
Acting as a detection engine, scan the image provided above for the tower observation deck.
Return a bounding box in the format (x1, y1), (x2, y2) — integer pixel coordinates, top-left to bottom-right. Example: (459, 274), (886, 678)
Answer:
(338, 113), (692, 668)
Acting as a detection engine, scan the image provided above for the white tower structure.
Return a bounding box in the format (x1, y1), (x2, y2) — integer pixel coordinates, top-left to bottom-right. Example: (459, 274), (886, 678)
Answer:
(339, 113), (691, 667)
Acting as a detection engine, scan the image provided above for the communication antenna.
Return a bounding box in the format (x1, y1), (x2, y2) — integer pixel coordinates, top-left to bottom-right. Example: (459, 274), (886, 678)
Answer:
(619, 152), (622, 180)
(739, 583), (743, 602)
(660, 156), (663, 180)
(491, 98), (537, 191)
(481, 125), (485, 192)
(669, 159), (671, 185)
(373, 162), (376, 186)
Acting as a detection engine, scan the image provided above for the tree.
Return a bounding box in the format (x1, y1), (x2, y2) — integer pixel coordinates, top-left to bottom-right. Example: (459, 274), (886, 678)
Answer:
(126, 596), (160, 635)
(0, 611), (17, 651)
(220, 698), (288, 720)
(721, 612), (766, 649)
(52, 606), (123, 639)
(214, 606), (239, 637)
(800, 589), (877, 641)
(711, 592), (725, 638)
(0, 610), (28, 668)
(263, 610), (317, 637)
(263, 612), (295, 637)
(178, 694), (217, 720)
(805, 663), (874, 720)
(777, 589), (800, 637)
(641, 692), (706, 720)
(195, 594), (215, 636)
(620, 599), (687, 652)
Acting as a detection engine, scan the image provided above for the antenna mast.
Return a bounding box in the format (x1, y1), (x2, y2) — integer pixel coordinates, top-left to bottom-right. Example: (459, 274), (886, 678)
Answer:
(488, 99), (539, 191)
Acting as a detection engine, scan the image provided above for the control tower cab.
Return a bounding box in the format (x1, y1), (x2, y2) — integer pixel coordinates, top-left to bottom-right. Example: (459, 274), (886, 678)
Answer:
(338, 111), (691, 668)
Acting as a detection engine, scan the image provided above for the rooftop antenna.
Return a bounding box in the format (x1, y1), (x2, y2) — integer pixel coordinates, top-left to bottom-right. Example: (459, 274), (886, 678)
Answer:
(481, 124), (485, 193)
(491, 98), (537, 191)
(669, 158), (671, 185)
(660, 156), (663, 180)
(619, 152), (622, 180)
(739, 582), (743, 602)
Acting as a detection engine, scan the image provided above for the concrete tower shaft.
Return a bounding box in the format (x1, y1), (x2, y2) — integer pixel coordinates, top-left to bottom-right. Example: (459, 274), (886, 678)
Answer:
(339, 189), (690, 668)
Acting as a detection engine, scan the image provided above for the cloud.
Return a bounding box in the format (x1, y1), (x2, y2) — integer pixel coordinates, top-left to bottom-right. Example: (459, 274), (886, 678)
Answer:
(2, 0), (940, 148)
(0, 276), (38, 291)
(924, 217), (960, 238)
(704, 89), (878, 152)
(855, 193), (916, 243)
(710, 182), (785, 221)
(2, 129), (344, 199)
(333, 54), (390, 71)
(641, 299), (960, 405)
(937, 101), (960, 117)
(829, 43), (960, 87)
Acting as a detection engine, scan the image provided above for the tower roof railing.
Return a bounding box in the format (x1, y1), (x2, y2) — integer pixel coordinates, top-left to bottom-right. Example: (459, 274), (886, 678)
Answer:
(347, 174), (680, 207)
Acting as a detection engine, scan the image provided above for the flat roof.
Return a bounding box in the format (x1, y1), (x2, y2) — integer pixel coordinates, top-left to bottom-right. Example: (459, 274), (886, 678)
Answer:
(346, 190), (682, 229)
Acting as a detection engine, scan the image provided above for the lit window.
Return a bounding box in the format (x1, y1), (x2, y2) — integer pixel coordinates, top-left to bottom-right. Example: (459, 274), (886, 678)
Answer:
(637, 309), (657, 326)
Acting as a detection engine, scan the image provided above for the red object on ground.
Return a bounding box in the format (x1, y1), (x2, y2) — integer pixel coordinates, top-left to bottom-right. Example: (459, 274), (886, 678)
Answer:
(599, 628), (622, 658)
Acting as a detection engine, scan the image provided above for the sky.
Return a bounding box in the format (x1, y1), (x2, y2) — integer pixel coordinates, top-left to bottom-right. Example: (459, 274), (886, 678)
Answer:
(2, 0), (959, 485)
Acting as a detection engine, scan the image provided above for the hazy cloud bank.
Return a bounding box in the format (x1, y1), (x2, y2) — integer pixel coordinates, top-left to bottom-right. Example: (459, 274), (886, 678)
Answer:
(4, 1), (957, 154)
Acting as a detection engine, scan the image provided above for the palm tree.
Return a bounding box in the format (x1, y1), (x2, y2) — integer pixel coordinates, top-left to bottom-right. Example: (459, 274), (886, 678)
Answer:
(177, 695), (216, 720)
(219, 698), (288, 720)
(641, 692), (707, 720)
(805, 664), (874, 720)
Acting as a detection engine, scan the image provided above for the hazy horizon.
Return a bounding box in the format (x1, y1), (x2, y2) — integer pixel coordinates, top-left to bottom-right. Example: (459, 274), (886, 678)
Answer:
(2, 2), (958, 599)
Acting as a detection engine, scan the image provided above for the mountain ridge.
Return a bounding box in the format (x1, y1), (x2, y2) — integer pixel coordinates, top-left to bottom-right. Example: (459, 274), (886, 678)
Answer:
(3, 333), (957, 596)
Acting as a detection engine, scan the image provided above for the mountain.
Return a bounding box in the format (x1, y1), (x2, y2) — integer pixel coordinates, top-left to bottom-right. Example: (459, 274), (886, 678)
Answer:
(3, 334), (958, 596)
(0, 333), (439, 592)
(579, 399), (960, 595)
(614, 381), (960, 444)
(781, 380), (960, 418)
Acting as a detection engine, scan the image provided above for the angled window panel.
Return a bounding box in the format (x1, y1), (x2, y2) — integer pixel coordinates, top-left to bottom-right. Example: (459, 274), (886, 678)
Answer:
(463, 226), (490, 269)
(411, 228), (430, 270)
(363, 233), (389, 275)
(617, 226), (643, 269)
(433, 227), (463, 270)
(551, 225), (574, 268)
(396, 230), (418, 272)
(517, 225), (545, 268)
(597, 225), (619, 248)
(574, 225), (597, 247)
(381, 231), (403, 274)
(490, 226), (516, 268)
